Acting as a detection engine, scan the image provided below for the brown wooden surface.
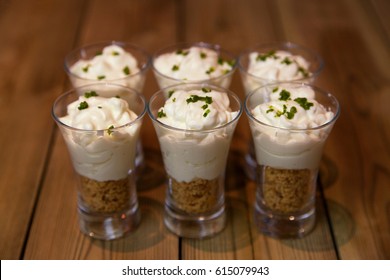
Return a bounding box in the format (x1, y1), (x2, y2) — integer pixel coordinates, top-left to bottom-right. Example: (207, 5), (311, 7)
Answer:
(0, 0), (389, 260)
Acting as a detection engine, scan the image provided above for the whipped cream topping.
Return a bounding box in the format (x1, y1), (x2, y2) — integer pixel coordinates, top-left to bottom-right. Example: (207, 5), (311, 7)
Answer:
(154, 46), (234, 81)
(247, 50), (310, 81)
(250, 85), (335, 169)
(157, 88), (238, 130)
(59, 92), (141, 181)
(61, 94), (138, 130)
(69, 44), (142, 88)
(153, 88), (240, 182)
(252, 85), (333, 130)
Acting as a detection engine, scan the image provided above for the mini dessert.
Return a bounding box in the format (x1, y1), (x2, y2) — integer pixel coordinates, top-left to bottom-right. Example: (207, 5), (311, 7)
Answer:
(153, 44), (235, 89)
(239, 44), (324, 182)
(67, 44), (144, 90)
(154, 87), (240, 213)
(59, 90), (141, 213)
(239, 43), (323, 97)
(250, 84), (335, 213)
(65, 43), (150, 174)
(247, 50), (311, 82)
(149, 83), (242, 237)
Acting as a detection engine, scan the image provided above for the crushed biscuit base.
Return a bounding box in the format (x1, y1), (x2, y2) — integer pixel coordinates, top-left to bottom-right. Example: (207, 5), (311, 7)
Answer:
(171, 177), (219, 214)
(78, 175), (130, 213)
(262, 166), (311, 213)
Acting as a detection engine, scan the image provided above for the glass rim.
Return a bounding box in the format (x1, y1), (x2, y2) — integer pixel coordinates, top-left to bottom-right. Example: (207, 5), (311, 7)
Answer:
(151, 41), (237, 83)
(52, 82), (147, 133)
(244, 81), (340, 132)
(64, 40), (151, 82)
(147, 82), (243, 134)
(238, 41), (324, 82)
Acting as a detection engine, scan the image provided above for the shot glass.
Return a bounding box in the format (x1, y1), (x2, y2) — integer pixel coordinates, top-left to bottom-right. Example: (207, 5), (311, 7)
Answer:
(148, 83), (242, 238)
(152, 42), (237, 90)
(64, 41), (151, 172)
(238, 42), (324, 180)
(52, 83), (146, 240)
(245, 82), (339, 238)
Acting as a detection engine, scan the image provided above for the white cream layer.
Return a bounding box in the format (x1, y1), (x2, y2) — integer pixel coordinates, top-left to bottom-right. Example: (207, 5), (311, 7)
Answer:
(242, 50), (311, 95)
(250, 85), (334, 169)
(248, 50), (310, 81)
(69, 44), (142, 89)
(60, 94), (140, 181)
(153, 46), (233, 88)
(155, 88), (239, 182)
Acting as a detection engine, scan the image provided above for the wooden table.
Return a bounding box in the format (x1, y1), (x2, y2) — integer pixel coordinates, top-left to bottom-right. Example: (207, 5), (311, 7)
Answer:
(0, 0), (389, 260)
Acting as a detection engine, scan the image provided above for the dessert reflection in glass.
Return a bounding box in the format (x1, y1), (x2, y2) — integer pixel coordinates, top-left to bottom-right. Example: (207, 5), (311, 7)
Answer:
(52, 83), (146, 240)
(152, 42), (237, 90)
(245, 82), (339, 238)
(148, 83), (242, 238)
(64, 41), (151, 175)
(238, 42), (324, 180)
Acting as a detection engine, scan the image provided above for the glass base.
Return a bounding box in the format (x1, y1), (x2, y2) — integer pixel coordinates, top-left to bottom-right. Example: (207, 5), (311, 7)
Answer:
(135, 141), (148, 190)
(135, 140), (145, 174)
(78, 204), (141, 240)
(254, 203), (315, 238)
(164, 205), (226, 238)
(135, 140), (144, 169)
(244, 152), (257, 181)
(244, 138), (257, 181)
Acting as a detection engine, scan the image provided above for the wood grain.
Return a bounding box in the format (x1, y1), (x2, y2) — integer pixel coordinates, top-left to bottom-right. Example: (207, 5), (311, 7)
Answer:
(0, 0), (86, 259)
(0, 0), (388, 260)
(22, 0), (179, 259)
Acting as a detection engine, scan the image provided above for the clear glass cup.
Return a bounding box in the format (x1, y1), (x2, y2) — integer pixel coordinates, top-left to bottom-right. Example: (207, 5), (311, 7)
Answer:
(238, 42), (324, 180)
(64, 41), (151, 174)
(245, 82), (339, 238)
(148, 83), (242, 238)
(52, 83), (146, 240)
(152, 42), (237, 90)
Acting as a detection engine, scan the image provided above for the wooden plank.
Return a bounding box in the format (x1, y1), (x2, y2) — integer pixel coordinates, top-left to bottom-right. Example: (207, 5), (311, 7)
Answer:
(323, 0), (390, 260)
(321, 32), (390, 258)
(371, 0), (390, 44)
(277, 0), (390, 259)
(24, 134), (177, 259)
(247, 182), (337, 259)
(344, 0), (390, 79)
(181, 0), (280, 52)
(181, 0), (337, 259)
(182, 158), (254, 260)
(24, 0), (179, 259)
(0, 0), (86, 259)
(6, 0), (388, 260)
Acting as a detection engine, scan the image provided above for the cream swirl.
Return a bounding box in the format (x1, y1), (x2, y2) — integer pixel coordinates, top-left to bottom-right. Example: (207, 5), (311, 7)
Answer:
(252, 85), (333, 130)
(154, 46), (233, 81)
(61, 95), (138, 131)
(69, 45), (140, 81)
(250, 85), (336, 169)
(248, 50), (310, 81)
(59, 93), (140, 181)
(157, 88), (238, 130)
